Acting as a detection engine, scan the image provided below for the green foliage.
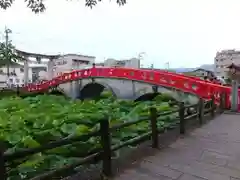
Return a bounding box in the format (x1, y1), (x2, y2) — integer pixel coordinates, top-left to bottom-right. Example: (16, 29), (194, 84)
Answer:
(1, 94), (178, 179)
(0, 41), (23, 76)
(0, 0), (127, 13)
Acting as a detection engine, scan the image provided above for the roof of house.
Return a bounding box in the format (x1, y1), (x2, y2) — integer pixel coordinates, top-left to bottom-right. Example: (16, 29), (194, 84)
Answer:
(15, 50), (95, 59)
(15, 49), (60, 59)
(192, 68), (214, 74)
(62, 54), (96, 59)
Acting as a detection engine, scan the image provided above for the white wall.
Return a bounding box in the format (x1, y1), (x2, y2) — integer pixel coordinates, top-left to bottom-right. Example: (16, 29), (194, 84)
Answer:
(100, 58), (140, 68)
(52, 54), (95, 77)
(0, 65), (33, 87)
(50, 54), (95, 94)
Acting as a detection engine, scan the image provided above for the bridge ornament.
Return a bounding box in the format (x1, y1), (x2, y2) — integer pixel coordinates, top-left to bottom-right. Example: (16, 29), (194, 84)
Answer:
(22, 67), (232, 108)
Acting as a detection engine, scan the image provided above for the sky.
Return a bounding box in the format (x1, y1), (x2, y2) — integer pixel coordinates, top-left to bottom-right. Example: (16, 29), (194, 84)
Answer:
(1, 0), (240, 68)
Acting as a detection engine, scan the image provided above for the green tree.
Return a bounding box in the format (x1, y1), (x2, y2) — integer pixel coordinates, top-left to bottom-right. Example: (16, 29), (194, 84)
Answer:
(0, 41), (23, 76)
(0, 0), (127, 13)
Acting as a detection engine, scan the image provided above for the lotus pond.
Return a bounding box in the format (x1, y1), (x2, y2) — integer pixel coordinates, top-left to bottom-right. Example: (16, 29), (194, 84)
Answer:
(0, 92), (180, 179)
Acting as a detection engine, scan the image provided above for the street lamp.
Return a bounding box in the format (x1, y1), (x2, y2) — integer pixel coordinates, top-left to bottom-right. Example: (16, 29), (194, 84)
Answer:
(138, 52), (146, 68)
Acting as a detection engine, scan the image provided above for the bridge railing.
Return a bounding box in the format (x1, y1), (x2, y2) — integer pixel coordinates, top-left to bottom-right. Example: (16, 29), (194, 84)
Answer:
(0, 94), (225, 180)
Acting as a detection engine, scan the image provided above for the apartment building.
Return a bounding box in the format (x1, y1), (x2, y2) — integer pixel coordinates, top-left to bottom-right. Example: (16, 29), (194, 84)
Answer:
(214, 49), (240, 79)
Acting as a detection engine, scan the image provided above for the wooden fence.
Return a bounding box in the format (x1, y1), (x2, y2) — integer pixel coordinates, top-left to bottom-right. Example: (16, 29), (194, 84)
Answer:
(0, 94), (225, 180)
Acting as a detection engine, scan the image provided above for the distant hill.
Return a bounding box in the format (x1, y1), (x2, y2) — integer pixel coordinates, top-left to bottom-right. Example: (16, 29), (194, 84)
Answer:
(142, 64), (214, 73)
(170, 68), (195, 73)
(171, 64), (214, 73)
(199, 64), (214, 71)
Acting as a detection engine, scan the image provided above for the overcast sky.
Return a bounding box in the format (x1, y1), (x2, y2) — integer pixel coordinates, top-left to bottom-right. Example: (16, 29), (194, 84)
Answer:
(0, 0), (240, 68)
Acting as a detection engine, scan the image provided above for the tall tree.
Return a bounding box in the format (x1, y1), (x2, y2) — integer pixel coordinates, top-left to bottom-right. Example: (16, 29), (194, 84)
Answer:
(0, 40), (23, 76)
(0, 0), (127, 13)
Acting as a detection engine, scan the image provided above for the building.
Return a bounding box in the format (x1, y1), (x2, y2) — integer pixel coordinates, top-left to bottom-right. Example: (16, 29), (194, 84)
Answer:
(95, 58), (140, 68)
(0, 63), (34, 88)
(214, 49), (240, 79)
(184, 68), (216, 79)
(16, 49), (58, 84)
(50, 54), (96, 78)
(15, 50), (96, 82)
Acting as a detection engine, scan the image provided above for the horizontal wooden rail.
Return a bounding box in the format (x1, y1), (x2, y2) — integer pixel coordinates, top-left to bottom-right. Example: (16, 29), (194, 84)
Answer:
(3, 130), (100, 161)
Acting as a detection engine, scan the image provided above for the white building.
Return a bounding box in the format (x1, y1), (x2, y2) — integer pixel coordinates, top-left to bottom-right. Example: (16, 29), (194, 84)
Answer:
(95, 58), (140, 68)
(15, 50), (96, 83)
(3, 50), (140, 88)
(0, 63), (34, 88)
(50, 54), (96, 78)
(214, 49), (240, 79)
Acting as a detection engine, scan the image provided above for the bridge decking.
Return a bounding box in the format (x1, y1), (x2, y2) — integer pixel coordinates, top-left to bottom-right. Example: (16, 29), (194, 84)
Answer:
(114, 114), (240, 180)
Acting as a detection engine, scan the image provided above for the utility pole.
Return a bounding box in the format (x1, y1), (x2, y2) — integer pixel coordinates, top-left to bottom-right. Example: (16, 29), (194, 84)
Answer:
(4, 27), (12, 87)
(4, 26), (12, 47)
(150, 63), (154, 69)
(165, 62), (170, 70)
(138, 52), (146, 69)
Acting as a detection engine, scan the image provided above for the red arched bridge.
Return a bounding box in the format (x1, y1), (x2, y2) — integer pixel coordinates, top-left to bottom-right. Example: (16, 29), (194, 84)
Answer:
(22, 67), (233, 107)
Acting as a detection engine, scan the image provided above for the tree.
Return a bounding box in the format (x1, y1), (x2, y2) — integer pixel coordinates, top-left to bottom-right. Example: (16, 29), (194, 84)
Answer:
(0, 0), (127, 13)
(0, 41), (23, 76)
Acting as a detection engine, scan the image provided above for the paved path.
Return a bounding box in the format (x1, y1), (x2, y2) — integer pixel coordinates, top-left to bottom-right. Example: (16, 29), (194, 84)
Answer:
(114, 114), (240, 180)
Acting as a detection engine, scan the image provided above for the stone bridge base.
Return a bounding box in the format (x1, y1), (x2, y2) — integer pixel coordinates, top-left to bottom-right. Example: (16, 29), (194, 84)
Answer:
(56, 78), (199, 104)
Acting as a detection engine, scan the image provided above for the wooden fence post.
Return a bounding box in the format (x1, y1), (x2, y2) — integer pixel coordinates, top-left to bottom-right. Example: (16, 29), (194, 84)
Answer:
(0, 146), (6, 180)
(211, 95), (215, 118)
(179, 102), (185, 134)
(150, 107), (158, 148)
(100, 119), (112, 177)
(198, 98), (204, 125)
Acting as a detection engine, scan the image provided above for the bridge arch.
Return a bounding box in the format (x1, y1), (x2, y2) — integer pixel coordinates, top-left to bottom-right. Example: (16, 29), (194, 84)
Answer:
(80, 82), (117, 100)
(49, 88), (66, 96)
(134, 92), (160, 102)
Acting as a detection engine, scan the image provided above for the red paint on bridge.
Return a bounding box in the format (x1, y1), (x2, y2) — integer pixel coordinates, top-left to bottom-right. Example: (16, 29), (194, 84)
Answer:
(22, 67), (233, 108)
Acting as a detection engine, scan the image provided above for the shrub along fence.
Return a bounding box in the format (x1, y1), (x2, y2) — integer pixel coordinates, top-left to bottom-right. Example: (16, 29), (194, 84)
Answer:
(0, 94), (225, 180)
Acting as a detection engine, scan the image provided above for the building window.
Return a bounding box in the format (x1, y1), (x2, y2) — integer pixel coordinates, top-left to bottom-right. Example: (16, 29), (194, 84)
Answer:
(20, 68), (24, 73)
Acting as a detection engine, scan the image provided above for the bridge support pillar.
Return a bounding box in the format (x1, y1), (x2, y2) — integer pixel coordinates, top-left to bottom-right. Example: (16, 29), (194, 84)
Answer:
(132, 80), (136, 97)
(70, 80), (81, 99)
(231, 80), (238, 112)
(152, 85), (158, 93)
